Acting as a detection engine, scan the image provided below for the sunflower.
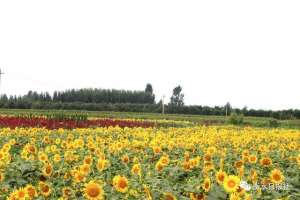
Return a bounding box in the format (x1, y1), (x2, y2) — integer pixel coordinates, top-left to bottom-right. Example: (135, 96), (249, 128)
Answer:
(202, 177), (211, 192)
(190, 193), (205, 200)
(26, 144), (37, 154)
(249, 155), (257, 164)
(203, 161), (214, 172)
(260, 157), (272, 167)
(143, 185), (152, 200)
(153, 146), (162, 154)
(163, 192), (177, 200)
(73, 170), (86, 183)
(7, 191), (17, 200)
(43, 136), (50, 144)
(258, 145), (267, 153)
(84, 155), (93, 165)
(9, 139), (16, 145)
(39, 182), (51, 197)
(121, 154), (130, 164)
(229, 193), (240, 200)
(42, 163), (53, 177)
(242, 156), (249, 163)
(223, 175), (240, 193)
(203, 154), (212, 162)
(50, 145), (57, 153)
(83, 181), (104, 200)
(55, 138), (61, 145)
(75, 138), (84, 148)
(113, 175), (129, 193)
(15, 188), (28, 200)
(242, 150), (249, 157)
(155, 161), (164, 172)
(182, 161), (191, 172)
(80, 164), (91, 176)
(62, 187), (73, 198)
(234, 160), (244, 169)
(189, 158), (199, 168)
(25, 184), (37, 198)
(270, 169), (284, 184)
(96, 158), (108, 172)
(159, 155), (170, 166)
(38, 152), (48, 163)
(131, 163), (141, 176)
(53, 154), (61, 163)
(2, 143), (11, 152)
(207, 146), (217, 155)
(216, 170), (227, 185)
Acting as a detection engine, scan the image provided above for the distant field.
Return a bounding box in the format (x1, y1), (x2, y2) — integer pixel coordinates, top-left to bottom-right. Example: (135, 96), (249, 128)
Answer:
(1, 108), (300, 128)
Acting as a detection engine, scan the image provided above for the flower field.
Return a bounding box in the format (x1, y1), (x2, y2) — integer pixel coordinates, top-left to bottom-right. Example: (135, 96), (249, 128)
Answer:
(0, 116), (193, 129)
(0, 126), (299, 199)
(0, 116), (155, 129)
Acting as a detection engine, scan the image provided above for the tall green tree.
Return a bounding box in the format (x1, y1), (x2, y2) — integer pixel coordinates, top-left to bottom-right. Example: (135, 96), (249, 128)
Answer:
(170, 85), (184, 107)
(224, 102), (232, 116)
(145, 83), (153, 94)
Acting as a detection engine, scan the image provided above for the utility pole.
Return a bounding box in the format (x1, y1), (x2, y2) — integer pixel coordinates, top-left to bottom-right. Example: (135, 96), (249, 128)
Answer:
(162, 95), (165, 114)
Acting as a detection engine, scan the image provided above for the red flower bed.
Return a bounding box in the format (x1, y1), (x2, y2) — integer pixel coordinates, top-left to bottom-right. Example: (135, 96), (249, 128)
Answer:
(0, 116), (155, 129)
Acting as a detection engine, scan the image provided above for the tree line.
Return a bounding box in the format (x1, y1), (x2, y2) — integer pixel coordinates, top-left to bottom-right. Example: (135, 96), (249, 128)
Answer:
(0, 86), (155, 104)
(0, 84), (299, 120)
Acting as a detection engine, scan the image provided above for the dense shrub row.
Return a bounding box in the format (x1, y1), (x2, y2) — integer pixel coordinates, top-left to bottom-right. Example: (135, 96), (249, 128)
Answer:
(0, 99), (299, 120)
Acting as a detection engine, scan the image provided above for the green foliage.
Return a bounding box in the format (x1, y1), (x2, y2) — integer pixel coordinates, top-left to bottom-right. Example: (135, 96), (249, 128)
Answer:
(228, 113), (244, 125)
(45, 112), (88, 121)
(52, 88), (155, 104)
(0, 87), (156, 106)
(1, 108), (300, 128)
(16, 112), (88, 121)
(169, 85), (184, 107)
(5, 160), (40, 188)
(224, 102), (232, 116)
(269, 118), (279, 128)
(145, 83), (153, 94)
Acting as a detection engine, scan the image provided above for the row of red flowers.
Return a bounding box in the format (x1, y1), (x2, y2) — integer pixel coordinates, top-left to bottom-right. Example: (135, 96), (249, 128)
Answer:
(0, 116), (155, 129)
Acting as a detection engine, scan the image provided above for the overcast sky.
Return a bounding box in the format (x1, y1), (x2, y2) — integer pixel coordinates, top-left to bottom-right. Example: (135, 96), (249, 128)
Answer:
(0, 1), (300, 110)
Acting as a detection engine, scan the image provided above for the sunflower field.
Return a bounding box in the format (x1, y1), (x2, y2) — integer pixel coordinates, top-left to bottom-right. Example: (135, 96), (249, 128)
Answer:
(0, 125), (299, 200)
